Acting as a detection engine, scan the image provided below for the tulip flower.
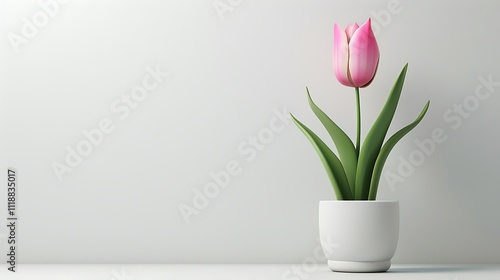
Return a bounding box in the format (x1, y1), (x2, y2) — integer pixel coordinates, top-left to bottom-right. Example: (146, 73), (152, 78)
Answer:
(333, 18), (379, 88)
(291, 17), (430, 202)
(332, 18), (380, 158)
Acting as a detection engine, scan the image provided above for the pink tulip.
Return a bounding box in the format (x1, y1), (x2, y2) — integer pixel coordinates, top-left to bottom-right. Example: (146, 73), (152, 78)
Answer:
(333, 18), (380, 88)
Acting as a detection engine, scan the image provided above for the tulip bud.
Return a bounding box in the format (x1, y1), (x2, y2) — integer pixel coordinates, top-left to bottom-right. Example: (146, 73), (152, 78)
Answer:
(333, 18), (380, 88)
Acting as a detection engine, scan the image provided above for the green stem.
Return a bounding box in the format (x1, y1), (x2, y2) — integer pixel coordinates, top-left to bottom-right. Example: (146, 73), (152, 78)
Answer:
(355, 87), (361, 159)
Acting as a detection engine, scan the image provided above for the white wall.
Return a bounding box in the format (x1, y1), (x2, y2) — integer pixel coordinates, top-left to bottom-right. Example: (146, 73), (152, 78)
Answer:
(1, 0), (499, 264)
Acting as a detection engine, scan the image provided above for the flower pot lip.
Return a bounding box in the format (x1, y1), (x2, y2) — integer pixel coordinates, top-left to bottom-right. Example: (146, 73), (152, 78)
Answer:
(320, 200), (398, 204)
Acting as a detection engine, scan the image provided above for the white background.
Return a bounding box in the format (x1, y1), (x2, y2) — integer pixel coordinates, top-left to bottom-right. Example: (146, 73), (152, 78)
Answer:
(0, 0), (499, 264)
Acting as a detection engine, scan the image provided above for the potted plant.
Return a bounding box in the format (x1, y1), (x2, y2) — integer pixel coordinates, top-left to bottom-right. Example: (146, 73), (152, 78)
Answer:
(291, 18), (430, 272)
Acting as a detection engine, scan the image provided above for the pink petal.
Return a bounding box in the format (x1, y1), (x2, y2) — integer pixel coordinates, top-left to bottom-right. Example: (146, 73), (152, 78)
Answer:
(348, 18), (380, 87)
(345, 23), (359, 42)
(333, 23), (354, 87)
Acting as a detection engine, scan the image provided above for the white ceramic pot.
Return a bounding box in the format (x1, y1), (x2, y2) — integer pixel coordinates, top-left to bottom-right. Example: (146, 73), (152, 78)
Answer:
(319, 200), (399, 273)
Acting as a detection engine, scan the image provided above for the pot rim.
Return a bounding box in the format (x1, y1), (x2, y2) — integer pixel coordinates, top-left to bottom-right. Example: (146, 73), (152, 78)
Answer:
(319, 200), (398, 203)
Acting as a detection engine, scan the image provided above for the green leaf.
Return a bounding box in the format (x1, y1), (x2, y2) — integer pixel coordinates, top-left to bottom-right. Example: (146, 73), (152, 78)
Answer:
(291, 114), (353, 200)
(368, 101), (430, 200)
(306, 87), (357, 196)
(355, 64), (409, 199)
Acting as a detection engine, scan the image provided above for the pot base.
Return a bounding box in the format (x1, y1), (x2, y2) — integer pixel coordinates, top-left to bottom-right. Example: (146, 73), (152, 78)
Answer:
(328, 260), (391, 273)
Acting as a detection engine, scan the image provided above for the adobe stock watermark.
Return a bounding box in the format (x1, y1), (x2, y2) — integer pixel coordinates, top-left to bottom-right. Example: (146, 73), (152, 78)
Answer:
(51, 65), (170, 182)
(7, 0), (70, 53)
(384, 75), (499, 190)
(213, 0), (244, 21)
(281, 236), (339, 280)
(370, 0), (410, 36)
(179, 107), (290, 224)
(111, 267), (135, 280)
